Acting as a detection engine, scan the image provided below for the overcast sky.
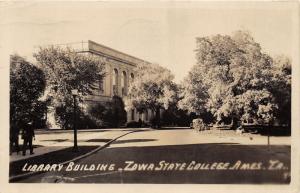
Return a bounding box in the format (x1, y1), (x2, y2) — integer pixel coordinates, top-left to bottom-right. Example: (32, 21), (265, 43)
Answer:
(0, 1), (297, 82)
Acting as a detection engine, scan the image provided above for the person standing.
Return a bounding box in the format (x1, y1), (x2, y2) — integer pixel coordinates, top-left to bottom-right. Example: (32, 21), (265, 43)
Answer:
(22, 123), (35, 156)
(9, 124), (20, 155)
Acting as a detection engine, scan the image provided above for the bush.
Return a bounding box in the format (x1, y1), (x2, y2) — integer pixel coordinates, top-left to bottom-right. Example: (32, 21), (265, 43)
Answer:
(55, 102), (100, 129)
(126, 121), (141, 128)
(161, 107), (191, 127)
(191, 118), (208, 131)
(87, 96), (127, 128)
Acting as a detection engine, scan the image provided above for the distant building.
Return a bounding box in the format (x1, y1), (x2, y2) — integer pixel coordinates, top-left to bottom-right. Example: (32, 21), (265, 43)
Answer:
(69, 40), (154, 123)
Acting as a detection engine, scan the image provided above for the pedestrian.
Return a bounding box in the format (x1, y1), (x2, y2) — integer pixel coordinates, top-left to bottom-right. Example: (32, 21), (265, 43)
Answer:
(9, 124), (20, 155)
(22, 122), (35, 156)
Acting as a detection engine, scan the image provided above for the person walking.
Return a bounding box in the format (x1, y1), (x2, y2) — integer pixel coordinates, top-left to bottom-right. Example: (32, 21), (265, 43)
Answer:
(22, 123), (35, 156)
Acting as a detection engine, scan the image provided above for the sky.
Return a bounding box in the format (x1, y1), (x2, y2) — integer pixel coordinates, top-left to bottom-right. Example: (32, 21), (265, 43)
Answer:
(0, 1), (298, 82)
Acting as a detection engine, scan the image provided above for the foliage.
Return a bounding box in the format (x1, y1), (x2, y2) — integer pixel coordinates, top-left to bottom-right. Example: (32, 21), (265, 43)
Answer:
(34, 46), (106, 128)
(55, 101), (97, 130)
(269, 55), (291, 126)
(178, 72), (209, 115)
(126, 121), (142, 128)
(191, 118), (208, 131)
(124, 63), (178, 127)
(54, 100), (74, 129)
(10, 54), (46, 130)
(87, 96), (127, 128)
(179, 30), (291, 127)
(86, 103), (107, 128)
(109, 96), (127, 127)
(160, 104), (191, 127)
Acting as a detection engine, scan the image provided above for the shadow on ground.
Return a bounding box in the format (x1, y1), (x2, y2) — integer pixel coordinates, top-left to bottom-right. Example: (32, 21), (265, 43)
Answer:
(10, 145), (44, 154)
(9, 146), (98, 177)
(41, 139), (69, 142)
(154, 127), (191, 130)
(12, 143), (290, 184)
(86, 139), (157, 144)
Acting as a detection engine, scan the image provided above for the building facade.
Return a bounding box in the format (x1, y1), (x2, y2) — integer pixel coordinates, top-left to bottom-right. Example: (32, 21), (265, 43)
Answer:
(72, 40), (154, 123)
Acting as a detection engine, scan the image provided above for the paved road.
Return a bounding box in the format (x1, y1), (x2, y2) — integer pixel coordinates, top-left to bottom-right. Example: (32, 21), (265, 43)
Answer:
(13, 128), (290, 184)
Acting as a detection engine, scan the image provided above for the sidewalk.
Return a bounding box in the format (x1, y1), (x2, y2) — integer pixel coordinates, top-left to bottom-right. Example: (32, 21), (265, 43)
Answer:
(10, 128), (143, 162)
(9, 128), (146, 180)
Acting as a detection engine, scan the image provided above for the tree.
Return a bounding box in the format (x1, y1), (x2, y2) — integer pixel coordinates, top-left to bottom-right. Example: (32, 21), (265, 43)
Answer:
(124, 63), (177, 127)
(87, 96), (127, 128)
(179, 30), (290, 127)
(10, 54), (46, 137)
(269, 55), (291, 126)
(34, 46), (105, 129)
(178, 67), (209, 116)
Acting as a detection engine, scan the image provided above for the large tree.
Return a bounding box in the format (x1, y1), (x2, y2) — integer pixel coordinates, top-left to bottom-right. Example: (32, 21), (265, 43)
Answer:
(34, 46), (105, 129)
(124, 63), (178, 127)
(10, 54), (46, 132)
(179, 31), (291, 127)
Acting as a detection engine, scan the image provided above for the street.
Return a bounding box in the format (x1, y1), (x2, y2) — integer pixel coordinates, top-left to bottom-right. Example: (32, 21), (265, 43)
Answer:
(10, 128), (290, 184)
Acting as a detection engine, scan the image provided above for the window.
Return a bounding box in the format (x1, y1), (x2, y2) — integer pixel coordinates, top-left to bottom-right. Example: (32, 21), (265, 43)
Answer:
(121, 71), (127, 96)
(130, 73), (134, 83)
(113, 69), (118, 86)
(113, 68), (118, 95)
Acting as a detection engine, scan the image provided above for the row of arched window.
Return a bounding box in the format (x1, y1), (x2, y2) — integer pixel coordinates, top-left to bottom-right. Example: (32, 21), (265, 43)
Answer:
(112, 68), (134, 96)
(99, 68), (134, 96)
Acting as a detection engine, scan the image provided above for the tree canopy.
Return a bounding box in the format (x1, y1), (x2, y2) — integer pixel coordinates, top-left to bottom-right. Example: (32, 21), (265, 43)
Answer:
(34, 46), (106, 129)
(34, 46), (105, 103)
(179, 31), (291, 126)
(10, 54), (46, 129)
(124, 63), (178, 126)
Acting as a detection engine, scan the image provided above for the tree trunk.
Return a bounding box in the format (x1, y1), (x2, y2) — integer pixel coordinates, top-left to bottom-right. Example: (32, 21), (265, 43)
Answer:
(155, 107), (161, 128)
(231, 116), (238, 130)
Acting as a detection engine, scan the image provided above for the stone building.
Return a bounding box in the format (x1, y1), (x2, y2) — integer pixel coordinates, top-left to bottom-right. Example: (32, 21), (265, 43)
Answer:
(71, 40), (154, 123)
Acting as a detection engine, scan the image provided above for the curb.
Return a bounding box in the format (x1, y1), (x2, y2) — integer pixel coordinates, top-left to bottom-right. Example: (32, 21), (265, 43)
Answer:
(9, 129), (142, 182)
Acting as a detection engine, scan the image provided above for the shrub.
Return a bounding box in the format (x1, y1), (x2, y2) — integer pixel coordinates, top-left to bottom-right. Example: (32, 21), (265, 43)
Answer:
(126, 121), (141, 128)
(87, 96), (127, 128)
(55, 102), (99, 129)
(191, 118), (208, 131)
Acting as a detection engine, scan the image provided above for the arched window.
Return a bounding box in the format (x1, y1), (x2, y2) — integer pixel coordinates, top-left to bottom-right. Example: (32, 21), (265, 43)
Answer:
(130, 73), (134, 84)
(113, 68), (118, 95)
(113, 69), (118, 85)
(121, 71), (127, 96)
